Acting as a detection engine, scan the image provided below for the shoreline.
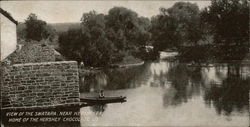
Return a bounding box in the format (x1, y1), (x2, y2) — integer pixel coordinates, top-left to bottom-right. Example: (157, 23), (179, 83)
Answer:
(110, 61), (145, 68)
(79, 60), (145, 76)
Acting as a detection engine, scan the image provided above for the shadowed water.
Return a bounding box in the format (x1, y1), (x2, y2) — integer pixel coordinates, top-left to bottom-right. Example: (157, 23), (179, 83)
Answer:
(80, 60), (249, 126)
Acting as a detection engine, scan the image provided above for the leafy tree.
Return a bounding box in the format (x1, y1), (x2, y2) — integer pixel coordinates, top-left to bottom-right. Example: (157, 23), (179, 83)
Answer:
(136, 17), (152, 46)
(151, 2), (202, 51)
(151, 14), (178, 51)
(59, 11), (118, 67)
(80, 11), (117, 66)
(59, 7), (153, 67)
(201, 0), (249, 60)
(25, 13), (55, 41)
(58, 28), (83, 62)
(201, 0), (249, 44)
(168, 2), (201, 45)
(106, 7), (139, 33)
(106, 7), (151, 50)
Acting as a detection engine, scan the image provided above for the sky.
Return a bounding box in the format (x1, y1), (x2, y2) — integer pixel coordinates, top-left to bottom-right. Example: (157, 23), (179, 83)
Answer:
(1, 1), (211, 23)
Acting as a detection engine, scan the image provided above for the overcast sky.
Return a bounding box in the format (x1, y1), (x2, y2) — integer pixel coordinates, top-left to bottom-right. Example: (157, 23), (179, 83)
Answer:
(1, 1), (211, 23)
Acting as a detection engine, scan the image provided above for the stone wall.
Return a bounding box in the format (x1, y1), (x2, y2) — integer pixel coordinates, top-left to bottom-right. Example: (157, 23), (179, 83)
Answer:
(1, 61), (79, 108)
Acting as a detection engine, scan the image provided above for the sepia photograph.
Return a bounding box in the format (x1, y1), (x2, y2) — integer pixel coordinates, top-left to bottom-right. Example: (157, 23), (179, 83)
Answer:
(0, 0), (249, 126)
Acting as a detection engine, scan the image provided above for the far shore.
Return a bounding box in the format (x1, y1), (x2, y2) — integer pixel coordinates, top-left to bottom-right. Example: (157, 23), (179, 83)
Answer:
(110, 61), (145, 68)
(79, 59), (145, 76)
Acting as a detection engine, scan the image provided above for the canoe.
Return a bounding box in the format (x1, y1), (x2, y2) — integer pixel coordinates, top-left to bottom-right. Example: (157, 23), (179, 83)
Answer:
(80, 96), (126, 104)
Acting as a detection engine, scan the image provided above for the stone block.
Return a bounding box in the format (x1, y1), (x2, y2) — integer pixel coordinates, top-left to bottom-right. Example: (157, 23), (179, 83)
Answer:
(2, 61), (79, 108)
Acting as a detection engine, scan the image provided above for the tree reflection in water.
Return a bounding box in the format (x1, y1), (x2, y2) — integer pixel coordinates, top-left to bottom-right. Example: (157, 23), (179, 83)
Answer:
(163, 62), (249, 116)
(80, 64), (147, 92)
(80, 61), (249, 117)
(204, 64), (249, 115)
(164, 64), (204, 106)
(80, 72), (108, 93)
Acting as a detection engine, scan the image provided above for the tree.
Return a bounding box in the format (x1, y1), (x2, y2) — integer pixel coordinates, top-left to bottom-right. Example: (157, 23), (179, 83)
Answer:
(58, 28), (83, 62)
(106, 7), (151, 50)
(150, 14), (178, 51)
(168, 2), (202, 45)
(201, 0), (249, 44)
(59, 7), (154, 66)
(151, 2), (202, 52)
(80, 11), (117, 66)
(201, 0), (249, 60)
(136, 17), (152, 46)
(106, 7), (139, 33)
(25, 13), (55, 41)
(59, 11), (118, 67)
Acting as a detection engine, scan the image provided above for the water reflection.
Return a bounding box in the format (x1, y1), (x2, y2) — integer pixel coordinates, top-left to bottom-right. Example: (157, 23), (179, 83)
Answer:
(80, 72), (108, 92)
(204, 64), (249, 116)
(80, 65), (147, 92)
(80, 60), (249, 126)
(164, 64), (203, 106)
(90, 104), (107, 116)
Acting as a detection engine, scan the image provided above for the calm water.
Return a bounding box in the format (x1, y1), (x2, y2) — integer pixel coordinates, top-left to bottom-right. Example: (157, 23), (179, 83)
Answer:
(80, 60), (249, 126)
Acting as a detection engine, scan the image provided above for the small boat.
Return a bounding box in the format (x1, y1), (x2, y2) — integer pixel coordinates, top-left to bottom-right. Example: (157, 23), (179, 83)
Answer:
(80, 96), (126, 104)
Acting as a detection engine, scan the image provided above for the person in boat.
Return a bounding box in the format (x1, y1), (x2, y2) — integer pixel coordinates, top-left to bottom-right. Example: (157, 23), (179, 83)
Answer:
(99, 90), (105, 98)
(80, 61), (84, 69)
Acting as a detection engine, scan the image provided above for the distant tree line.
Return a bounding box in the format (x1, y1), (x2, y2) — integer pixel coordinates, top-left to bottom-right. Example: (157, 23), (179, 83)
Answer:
(20, 0), (249, 66)
(18, 13), (57, 42)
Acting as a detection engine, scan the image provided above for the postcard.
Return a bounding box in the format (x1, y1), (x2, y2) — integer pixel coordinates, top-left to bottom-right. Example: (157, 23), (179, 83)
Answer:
(1, 0), (249, 126)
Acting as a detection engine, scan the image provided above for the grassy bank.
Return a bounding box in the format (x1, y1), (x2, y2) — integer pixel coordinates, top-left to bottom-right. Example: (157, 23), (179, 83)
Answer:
(79, 55), (144, 76)
(111, 55), (144, 68)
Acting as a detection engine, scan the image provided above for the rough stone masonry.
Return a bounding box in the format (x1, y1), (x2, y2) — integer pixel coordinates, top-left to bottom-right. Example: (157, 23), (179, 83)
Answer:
(1, 61), (80, 108)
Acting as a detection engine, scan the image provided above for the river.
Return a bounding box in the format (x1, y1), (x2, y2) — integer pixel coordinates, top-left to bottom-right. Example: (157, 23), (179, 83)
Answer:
(79, 59), (249, 126)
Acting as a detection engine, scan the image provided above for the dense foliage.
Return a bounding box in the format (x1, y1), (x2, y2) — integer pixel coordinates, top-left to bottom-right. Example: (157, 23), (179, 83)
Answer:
(24, 13), (56, 41)
(200, 0), (249, 61)
(58, 8), (152, 67)
(201, 0), (249, 44)
(151, 2), (202, 51)
(19, 1), (249, 66)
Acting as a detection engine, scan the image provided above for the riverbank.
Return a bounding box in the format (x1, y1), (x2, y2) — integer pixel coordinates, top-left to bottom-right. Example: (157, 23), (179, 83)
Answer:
(110, 61), (144, 68)
(110, 55), (144, 68)
(79, 55), (144, 76)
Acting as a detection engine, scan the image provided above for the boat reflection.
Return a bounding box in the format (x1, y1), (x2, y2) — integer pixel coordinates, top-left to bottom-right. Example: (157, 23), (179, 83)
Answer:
(90, 104), (107, 116)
